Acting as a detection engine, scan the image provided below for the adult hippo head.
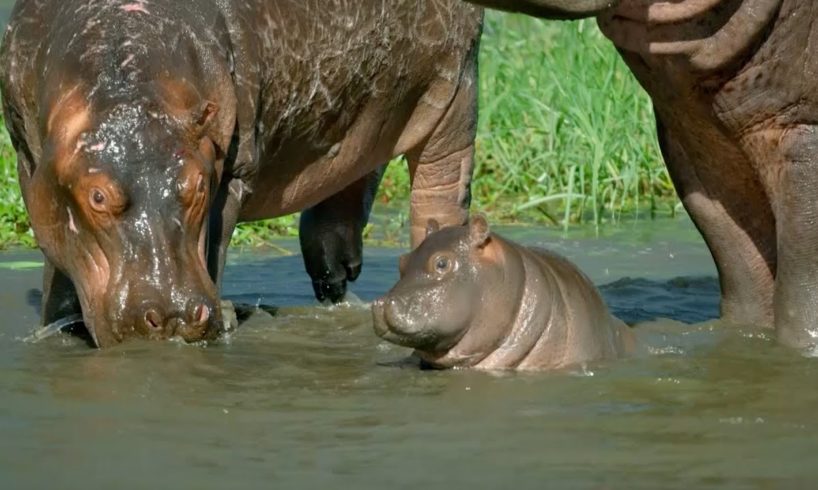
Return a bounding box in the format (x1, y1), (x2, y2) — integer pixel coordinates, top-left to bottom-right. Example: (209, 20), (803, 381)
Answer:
(0, 0), (242, 347)
(23, 82), (227, 347)
(464, 0), (619, 19)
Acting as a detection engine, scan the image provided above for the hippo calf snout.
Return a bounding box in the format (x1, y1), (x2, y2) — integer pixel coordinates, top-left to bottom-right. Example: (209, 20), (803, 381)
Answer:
(372, 295), (413, 337)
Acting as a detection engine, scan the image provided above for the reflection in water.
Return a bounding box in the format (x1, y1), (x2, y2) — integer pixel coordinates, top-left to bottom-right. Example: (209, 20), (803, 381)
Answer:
(2, 219), (817, 487)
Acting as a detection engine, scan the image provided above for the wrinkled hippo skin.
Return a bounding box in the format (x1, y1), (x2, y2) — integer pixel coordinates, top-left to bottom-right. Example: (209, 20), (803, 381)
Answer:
(466, 0), (818, 350)
(372, 216), (634, 370)
(0, 0), (483, 347)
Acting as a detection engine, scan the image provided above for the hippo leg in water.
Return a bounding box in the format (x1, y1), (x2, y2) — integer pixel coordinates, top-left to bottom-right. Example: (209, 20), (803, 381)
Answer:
(463, 0), (818, 350)
(372, 215), (634, 370)
(299, 166), (385, 303)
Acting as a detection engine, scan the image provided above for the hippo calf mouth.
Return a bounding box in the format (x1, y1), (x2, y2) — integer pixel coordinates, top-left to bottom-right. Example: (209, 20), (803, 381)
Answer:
(371, 297), (425, 348)
(371, 297), (455, 352)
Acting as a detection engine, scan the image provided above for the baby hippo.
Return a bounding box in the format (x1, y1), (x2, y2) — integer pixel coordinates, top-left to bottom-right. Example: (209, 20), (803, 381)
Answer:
(372, 215), (634, 370)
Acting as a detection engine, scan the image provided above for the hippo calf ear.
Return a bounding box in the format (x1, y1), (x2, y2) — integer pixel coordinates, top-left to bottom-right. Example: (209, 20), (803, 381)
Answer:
(426, 219), (440, 238)
(469, 213), (490, 248)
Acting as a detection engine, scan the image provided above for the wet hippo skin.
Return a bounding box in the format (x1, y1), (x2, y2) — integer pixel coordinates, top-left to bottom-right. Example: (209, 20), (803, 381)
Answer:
(0, 0), (483, 347)
(463, 0), (818, 350)
(372, 216), (635, 370)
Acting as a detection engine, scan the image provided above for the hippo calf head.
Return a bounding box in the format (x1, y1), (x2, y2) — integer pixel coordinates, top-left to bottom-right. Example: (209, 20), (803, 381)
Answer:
(27, 83), (227, 347)
(372, 215), (501, 353)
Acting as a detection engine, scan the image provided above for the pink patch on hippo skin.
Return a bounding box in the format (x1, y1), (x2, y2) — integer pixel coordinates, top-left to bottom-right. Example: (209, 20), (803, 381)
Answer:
(67, 207), (78, 234)
(120, 54), (135, 68)
(88, 142), (106, 152)
(120, 2), (149, 15)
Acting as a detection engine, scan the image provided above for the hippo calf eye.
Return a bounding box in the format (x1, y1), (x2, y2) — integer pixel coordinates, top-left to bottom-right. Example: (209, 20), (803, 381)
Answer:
(433, 255), (452, 274)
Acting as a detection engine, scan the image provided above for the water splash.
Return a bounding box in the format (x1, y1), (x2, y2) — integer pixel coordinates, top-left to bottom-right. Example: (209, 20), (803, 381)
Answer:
(22, 314), (84, 343)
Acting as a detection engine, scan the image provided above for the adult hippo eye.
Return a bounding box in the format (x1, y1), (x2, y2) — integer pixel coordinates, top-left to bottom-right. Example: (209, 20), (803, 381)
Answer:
(89, 188), (107, 211)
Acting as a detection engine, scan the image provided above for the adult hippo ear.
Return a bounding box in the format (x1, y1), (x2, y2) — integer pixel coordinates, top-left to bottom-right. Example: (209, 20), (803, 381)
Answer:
(192, 101), (219, 140)
(464, 0), (620, 19)
(153, 79), (230, 163)
(469, 213), (490, 248)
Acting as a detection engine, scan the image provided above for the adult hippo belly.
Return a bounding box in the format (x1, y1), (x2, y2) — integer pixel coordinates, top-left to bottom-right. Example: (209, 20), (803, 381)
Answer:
(0, 0), (483, 347)
(466, 0), (818, 351)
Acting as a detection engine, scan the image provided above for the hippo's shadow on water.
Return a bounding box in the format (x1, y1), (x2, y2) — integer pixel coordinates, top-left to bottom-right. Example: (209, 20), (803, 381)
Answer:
(600, 276), (720, 325)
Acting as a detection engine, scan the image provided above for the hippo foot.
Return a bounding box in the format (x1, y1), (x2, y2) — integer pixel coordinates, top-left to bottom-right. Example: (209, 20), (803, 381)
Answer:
(311, 261), (362, 304)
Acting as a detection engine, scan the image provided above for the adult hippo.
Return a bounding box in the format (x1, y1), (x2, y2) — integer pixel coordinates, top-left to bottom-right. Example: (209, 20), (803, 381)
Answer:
(464, 0), (818, 350)
(0, 0), (483, 347)
(372, 215), (634, 370)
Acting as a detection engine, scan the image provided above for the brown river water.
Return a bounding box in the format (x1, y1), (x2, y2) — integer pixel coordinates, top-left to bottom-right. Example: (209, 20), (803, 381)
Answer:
(3, 215), (818, 489)
(3, 3), (818, 488)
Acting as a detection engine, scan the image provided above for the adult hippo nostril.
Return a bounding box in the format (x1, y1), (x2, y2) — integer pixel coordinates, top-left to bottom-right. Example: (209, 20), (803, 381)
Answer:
(174, 301), (219, 343)
(144, 308), (164, 332)
(193, 303), (210, 324)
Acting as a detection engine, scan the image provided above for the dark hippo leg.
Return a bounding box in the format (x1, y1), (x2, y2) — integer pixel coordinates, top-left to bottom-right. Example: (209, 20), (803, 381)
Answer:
(207, 178), (248, 329)
(765, 126), (818, 349)
(207, 178), (246, 290)
(299, 166), (386, 303)
(406, 63), (478, 247)
(655, 113), (776, 328)
(41, 259), (83, 328)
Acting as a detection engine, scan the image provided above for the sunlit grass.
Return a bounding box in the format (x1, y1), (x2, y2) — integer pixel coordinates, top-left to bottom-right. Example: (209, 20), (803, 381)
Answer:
(0, 12), (678, 249)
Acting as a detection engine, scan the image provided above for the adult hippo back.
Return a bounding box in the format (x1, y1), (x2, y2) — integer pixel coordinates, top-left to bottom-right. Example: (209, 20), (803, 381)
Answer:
(0, 0), (483, 347)
(465, 0), (818, 350)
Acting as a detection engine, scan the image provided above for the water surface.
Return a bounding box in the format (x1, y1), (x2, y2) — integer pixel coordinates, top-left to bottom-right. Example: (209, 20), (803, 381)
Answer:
(2, 217), (817, 488)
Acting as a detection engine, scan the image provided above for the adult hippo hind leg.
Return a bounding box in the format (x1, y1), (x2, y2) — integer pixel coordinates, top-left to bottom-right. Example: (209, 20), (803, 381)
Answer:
(655, 113), (777, 329)
(299, 166), (386, 303)
(768, 127), (818, 349)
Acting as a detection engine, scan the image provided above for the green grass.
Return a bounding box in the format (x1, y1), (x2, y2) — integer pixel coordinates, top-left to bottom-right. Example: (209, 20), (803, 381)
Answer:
(373, 13), (679, 236)
(0, 12), (679, 249)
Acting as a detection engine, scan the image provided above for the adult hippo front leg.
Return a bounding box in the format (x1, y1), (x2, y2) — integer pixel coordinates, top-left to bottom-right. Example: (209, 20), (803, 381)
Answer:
(299, 166), (385, 303)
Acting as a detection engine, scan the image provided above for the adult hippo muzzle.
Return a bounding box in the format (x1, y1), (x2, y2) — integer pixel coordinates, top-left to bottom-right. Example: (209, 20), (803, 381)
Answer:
(1, 0), (483, 346)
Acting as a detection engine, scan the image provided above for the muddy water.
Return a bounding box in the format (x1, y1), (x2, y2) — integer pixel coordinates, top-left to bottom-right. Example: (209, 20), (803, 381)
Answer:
(2, 217), (818, 488)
